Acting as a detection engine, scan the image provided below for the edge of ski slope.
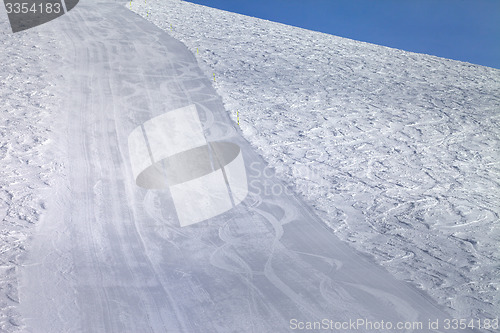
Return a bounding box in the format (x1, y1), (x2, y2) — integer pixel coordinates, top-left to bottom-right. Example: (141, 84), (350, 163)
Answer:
(129, 0), (500, 321)
(0, 16), (66, 332)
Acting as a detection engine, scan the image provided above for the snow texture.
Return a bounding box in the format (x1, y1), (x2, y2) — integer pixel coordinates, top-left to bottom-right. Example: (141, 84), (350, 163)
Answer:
(0, 0), (498, 331)
(0, 18), (64, 332)
(11, 2), (475, 331)
(130, 0), (500, 321)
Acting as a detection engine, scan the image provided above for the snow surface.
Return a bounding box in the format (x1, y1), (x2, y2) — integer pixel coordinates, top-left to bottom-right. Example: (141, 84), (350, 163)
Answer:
(12, 3), (471, 332)
(130, 0), (500, 322)
(0, 16), (64, 331)
(0, 0), (498, 331)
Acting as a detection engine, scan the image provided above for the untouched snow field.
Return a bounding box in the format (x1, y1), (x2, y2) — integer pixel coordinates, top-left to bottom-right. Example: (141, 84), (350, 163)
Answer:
(0, 18), (64, 331)
(130, 0), (500, 321)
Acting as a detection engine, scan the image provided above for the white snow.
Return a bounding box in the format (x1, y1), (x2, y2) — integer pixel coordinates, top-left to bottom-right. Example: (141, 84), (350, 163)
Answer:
(0, 0), (499, 331)
(130, 0), (500, 321)
(0, 17), (64, 332)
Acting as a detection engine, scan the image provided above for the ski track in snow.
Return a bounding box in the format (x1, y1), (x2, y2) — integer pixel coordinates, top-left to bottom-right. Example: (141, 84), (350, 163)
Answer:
(0, 17), (64, 332)
(130, 0), (500, 321)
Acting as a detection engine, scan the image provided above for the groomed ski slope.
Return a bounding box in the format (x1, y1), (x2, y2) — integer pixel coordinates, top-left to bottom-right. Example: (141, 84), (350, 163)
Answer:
(130, 0), (500, 323)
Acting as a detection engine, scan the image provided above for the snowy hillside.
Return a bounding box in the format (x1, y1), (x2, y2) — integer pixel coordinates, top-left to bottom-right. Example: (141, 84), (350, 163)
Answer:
(0, 18), (64, 331)
(1, 0), (498, 331)
(130, 0), (500, 321)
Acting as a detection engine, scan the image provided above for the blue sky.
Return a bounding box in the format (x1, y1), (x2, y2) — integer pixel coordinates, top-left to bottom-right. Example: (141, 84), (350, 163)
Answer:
(186, 0), (500, 69)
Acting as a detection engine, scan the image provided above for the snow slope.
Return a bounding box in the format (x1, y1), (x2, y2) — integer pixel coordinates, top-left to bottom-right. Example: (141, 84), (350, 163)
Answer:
(0, 0), (497, 331)
(130, 0), (500, 322)
(0, 16), (64, 332)
(0, 0), (485, 332)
